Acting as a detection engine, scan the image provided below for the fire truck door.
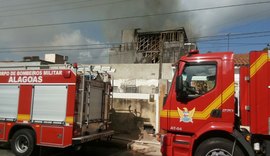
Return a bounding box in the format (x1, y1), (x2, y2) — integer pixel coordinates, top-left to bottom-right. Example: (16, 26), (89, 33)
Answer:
(170, 60), (223, 133)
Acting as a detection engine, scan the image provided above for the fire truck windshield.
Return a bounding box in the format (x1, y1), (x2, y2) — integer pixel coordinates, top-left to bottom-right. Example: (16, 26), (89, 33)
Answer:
(181, 63), (216, 98)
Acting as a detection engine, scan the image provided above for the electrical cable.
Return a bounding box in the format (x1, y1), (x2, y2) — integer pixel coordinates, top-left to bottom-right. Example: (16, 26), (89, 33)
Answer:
(0, 1), (269, 30)
(0, 0), (133, 18)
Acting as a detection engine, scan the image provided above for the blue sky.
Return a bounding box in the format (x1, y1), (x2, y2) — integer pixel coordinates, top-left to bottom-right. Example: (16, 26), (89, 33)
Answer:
(181, 0), (270, 54)
(0, 0), (269, 63)
(198, 19), (270, 53)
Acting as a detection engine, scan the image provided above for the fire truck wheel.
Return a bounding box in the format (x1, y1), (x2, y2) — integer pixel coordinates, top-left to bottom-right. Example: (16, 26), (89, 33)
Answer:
(73, 145), (83, 151)
(10, 129), (36, 156)
(194, 137), (244, 156)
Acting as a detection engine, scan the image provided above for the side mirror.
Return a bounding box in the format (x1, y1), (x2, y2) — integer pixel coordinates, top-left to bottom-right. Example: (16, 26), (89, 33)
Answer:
(175, 75), (183, 93)
(176, 75), (188, 102)
(163, 94), (168, 106)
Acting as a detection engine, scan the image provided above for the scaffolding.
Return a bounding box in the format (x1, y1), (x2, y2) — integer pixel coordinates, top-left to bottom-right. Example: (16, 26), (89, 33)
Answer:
(136, 29), (187, 63)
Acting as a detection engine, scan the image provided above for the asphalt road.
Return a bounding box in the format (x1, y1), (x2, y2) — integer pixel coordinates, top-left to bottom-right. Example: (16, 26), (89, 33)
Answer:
(0, 140), (147, 156)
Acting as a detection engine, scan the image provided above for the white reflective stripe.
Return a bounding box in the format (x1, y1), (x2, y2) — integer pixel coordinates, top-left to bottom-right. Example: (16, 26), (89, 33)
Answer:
(0, 83), (76, 85)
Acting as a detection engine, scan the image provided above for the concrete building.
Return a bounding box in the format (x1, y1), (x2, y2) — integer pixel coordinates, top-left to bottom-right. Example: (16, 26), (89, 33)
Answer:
(44, 54), (68, 64)
(107, 28), (192, 137)
(91, 63), (174, 136)
(109, 28), (190, 64)
(0, 54), (67, 70)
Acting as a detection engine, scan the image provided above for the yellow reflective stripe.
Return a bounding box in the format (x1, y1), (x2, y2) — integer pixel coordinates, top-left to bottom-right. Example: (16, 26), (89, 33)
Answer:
(160, 82), (234, 120)
(222, 83), (235, 102)
(160, 110), (167, 117)
(250, 53), (268, 78)
(193, 95), (222, 119)
(17, 114), (30, 121)
(65, 116), (74, 124)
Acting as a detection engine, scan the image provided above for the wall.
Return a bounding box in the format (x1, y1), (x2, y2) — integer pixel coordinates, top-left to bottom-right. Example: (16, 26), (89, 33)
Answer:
(110, 93), (159, 138)
(0, 62), (42, 70)
(106, 63), (174, 136)
(109, 63), (173, 94)
(109, 48), (136, 64)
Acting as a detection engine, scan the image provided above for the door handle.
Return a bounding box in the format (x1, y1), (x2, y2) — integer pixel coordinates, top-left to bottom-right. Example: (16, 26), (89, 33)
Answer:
(211, 109), (222, 118)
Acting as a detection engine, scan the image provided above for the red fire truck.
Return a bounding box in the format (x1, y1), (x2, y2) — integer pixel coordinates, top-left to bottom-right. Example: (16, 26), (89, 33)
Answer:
(0, 64), (114, 156)
(160, 50), (270, 156)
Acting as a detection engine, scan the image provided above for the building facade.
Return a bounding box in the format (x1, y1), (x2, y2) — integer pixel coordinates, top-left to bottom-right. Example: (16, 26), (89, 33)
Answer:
(109, 28), (189, 64)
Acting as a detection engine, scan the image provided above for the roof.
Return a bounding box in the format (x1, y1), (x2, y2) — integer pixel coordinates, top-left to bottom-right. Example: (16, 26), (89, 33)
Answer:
(234, 54), (249, 66)
(137, 27), (185, 34)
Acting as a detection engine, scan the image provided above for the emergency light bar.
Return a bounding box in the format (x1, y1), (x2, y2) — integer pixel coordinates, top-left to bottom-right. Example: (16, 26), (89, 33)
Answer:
(189, 49), (199, 54)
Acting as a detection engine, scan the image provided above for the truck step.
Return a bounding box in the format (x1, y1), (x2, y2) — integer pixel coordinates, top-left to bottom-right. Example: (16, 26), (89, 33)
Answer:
(72, 130), (114, 144)
(173, 134), (193, 149)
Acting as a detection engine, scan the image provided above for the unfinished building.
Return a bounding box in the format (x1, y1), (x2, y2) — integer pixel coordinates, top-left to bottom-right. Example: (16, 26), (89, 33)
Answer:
(109, 28), (190, 64)
(107, 28), (194, 136)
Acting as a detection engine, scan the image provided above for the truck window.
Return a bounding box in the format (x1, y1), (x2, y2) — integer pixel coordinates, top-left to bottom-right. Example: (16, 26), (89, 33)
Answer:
(182, 63), (216, 97)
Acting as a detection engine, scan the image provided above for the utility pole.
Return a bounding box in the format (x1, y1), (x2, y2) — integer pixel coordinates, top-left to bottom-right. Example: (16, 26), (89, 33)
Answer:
(158, 41), (164, 79)
(158, 40), (164, 133)
(227, 33), (231, 51)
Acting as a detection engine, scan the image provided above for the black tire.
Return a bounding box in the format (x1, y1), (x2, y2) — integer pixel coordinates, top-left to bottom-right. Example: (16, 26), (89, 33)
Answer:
(194, 137), (245, 156)
(10, 129), (36, 156)
(73, 145), (83, 151)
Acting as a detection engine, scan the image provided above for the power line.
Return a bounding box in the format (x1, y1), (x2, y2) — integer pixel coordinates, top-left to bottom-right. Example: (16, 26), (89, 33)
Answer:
(0, 0), (121, 17)
(0, 43), (122, 50)
(0, 29), (269, 51)
(194, 31), (270, 43)
(0, 0), (63, 11)
(199, 42), (268, 45)
(0, 40), (267, 54)
(0, 1), (269, 30)
(199, 43), (265, 49)
(0, 0), (132, 18)
(0, 0), (92, 13)
(191, 30), (270, 41)
(197, 34), (270, 42)
(0, 46), (111, 53)
(0, 30), (269, 50)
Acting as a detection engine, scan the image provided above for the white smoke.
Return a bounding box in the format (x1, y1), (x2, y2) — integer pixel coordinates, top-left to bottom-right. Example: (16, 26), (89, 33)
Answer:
(102, 0), (270, 42)
(179, 0), (270, 40)
(0, 0), (269, 61)
(49, 30), (108, 64)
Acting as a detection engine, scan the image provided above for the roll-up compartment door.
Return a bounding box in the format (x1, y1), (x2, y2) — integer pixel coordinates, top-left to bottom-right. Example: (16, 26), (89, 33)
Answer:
(31, 86), (67, 122)
(0, 85), (19, 119)
(89, 87), (103, 120)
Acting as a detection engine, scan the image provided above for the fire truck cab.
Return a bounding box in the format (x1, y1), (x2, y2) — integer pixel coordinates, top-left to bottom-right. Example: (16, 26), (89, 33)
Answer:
(160, 50), (270, 156)
(0, 64), (113, 156)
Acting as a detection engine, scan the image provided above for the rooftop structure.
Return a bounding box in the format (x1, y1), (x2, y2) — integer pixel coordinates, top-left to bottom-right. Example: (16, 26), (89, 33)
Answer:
(234, 53), (249, 66)
(109, 28), (191, 64)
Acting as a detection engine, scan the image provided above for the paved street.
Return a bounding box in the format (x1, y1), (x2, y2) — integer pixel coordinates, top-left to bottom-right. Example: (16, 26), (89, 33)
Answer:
(0, 139), (161, 156)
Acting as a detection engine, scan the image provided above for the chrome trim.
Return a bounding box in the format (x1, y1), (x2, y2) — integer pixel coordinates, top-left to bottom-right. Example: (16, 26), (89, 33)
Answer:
(0, 83), (76, 85)
(72, 130), (114, 144)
